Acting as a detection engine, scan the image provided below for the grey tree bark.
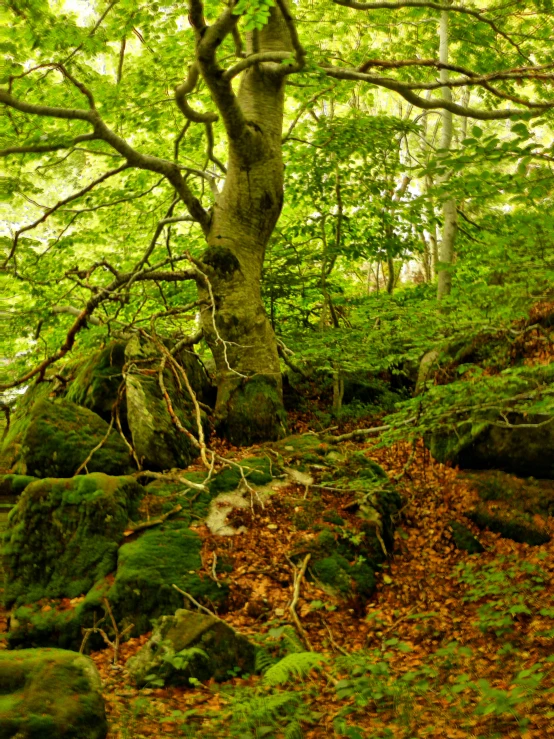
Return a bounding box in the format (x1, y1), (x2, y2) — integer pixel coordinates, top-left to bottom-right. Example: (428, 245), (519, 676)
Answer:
(437, 3), (458, 300)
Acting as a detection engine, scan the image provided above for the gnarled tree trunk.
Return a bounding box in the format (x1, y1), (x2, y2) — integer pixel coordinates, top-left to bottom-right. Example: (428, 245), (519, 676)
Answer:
(196, 10), (292, 444)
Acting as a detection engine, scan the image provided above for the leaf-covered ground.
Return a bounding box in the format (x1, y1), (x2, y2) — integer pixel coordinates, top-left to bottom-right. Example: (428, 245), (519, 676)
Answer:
(78, 435), (554, 739)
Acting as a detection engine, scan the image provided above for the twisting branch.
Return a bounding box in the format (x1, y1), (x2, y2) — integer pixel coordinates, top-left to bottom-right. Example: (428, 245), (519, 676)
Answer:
(323, 67), (554, 119)
(175, 63), (219, 123)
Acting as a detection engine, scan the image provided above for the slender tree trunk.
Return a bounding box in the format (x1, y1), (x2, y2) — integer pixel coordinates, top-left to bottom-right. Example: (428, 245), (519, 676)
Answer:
(437, 4), (458, 300)
(197, 11), (291, 444)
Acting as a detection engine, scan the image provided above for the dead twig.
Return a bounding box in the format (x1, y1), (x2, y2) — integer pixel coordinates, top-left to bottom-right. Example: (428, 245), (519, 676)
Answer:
(288, 553), (313, 651)
(123, 504), (183, 536)
(74, 414), (114, 476)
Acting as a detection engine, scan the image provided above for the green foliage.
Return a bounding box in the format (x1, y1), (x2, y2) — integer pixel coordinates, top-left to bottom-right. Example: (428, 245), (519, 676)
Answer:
(456, 554), (551, 637)
(263, 652), (328, 686)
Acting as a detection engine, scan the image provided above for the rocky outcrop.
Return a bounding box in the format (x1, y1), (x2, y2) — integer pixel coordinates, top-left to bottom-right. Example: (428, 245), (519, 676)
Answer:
(431, 415), (554, 479)
(0, 398), (133, 478)
(127, 609), (256, 687)
(0, 648), (107, 739)
(461, 470), (553, 546)
(3, 473), (145, 607)
(124, 335), (208, 471)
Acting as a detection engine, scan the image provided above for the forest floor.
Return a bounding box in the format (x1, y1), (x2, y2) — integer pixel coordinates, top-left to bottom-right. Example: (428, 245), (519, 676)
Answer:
(81, 426), (554, 739)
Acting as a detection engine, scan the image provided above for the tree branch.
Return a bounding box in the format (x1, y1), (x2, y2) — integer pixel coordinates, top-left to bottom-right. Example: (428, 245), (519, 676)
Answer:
(175, 63), (219, 123)
(0, 133), (97, 157)
(323, 67), (553, 119)
(333, 0), (532, 60)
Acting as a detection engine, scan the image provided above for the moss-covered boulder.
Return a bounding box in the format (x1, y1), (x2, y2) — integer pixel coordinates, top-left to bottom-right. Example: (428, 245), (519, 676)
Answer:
(65, 342), (126, 421)
(0, 648), (107, 739)
(127, 609), (256, 687)
(0, 474), (38, 497)
(124, 335), (208, 471)
(95, 519), (227, 637)
(430, 414), (554, 479)
(448, 521), (484, 554)
(292, 452), (401, 606)
(7, 519), (227, 650)
(3, 473), (145, 607)
(466, 505), (550, 546)
(0, 398), (133, 478)
(465, 470), (554, 517)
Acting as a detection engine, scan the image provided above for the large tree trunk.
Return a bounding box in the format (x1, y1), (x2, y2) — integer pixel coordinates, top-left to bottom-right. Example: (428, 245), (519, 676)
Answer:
(197, 12), (290, 445)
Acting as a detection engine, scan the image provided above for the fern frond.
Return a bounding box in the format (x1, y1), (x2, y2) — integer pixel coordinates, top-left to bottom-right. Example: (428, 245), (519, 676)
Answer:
(264, 652), (328, 686)
(255, 647), (278, 674)
(285, 719), (304, 739)
(282, 625), (305, 654)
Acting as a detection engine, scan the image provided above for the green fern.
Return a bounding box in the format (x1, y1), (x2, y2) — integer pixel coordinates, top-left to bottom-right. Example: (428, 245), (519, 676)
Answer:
(255, 647), (278, 674)
(284, 719), (304, 739)
(264, 652), (328, 686)
(281, 625), (306, 654)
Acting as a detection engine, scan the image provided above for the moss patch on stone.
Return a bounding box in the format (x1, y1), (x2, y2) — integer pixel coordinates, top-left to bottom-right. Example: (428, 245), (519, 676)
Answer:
(467, 506), (550, 546)
(65, 342), (126, 421)
(448, 521), (484, 554)
(465, 470), (554, 517)
(0, 474), (38, 496)
(1, 398), (133, 478)
(0, 648), (107, 739)
(4, 473), (145, 607)
(127, 608), (256, 688)
(94, 520), (228, 637)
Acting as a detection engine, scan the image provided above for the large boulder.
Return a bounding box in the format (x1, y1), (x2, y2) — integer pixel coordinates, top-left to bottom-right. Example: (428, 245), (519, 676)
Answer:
(3, 473), (145, 607)
(0, 648), (107, 739)
(430, 414), (554, 479)
(65, 342), (126, 421)
(127, 608), (256, 687)
(0, 398), (133, 478)
(124, 335), (208, 470)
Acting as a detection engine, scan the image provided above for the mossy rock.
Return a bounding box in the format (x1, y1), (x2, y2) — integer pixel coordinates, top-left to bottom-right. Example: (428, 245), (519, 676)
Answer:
(127, 608), (256, 687)
(65, 342), (126, 421)
(0, 474), (38, 497)
(466, 506), (550, 546)
(464, 470), (554, 517)
(448, 521), (484, 554)
(0, 648), (107, 739)
(430, 414), (554, 479)
(3, 473), (145, 607)
(0, 398), (133, 478)
(124, 334), (208, 471)
(96, 520), (228, 637)
(8, 519), (228, 650)
(217, 375), (287, 447)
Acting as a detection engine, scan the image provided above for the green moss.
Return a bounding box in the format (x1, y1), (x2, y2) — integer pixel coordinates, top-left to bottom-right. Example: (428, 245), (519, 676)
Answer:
(467, 470), (554, 517)
(449, 521), (484, 554)
(0, 474), (38, 496)
(101, 520), (228, 636)
(1, 398), (133, 478)
(322, 510), (345, 526)
(467, 507), (550, 546)
(4, 473), (145, 607)
(65, 343), (126, 421)
(219, 376), (287, 446)
(7, 603), (87, 650)
(0, 648), (107, 739)
(209, 456), (274, 494)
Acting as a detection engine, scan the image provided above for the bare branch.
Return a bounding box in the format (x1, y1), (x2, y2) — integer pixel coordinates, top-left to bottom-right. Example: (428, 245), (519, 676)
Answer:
(275, 0), (306, 73)
(323, 66), (553, 119)
(0, 133), (97, 157)
(223, 51), (291, 80)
